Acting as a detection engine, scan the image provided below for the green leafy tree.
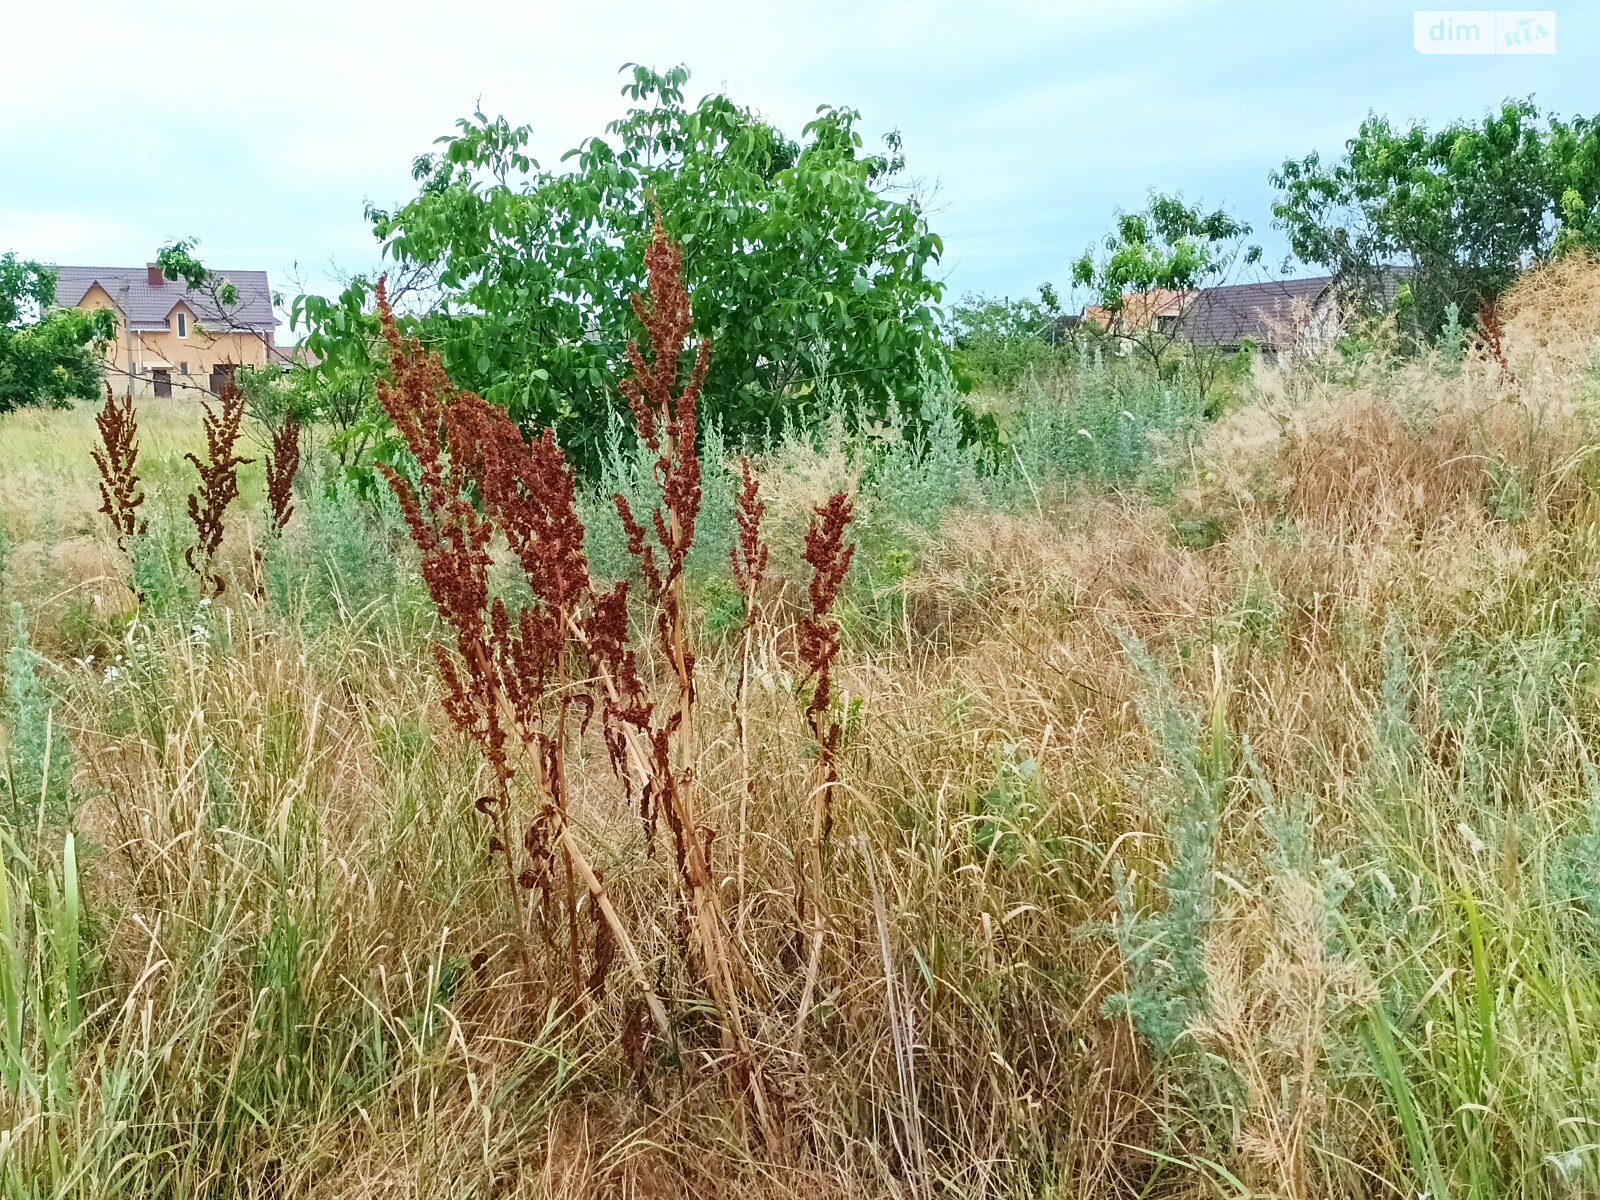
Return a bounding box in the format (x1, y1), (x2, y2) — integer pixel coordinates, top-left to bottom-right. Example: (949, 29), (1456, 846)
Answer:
(0, 254), (116, 413)
(946, 284), (1073, 390)
(293, 64), (948, 471)
(1271, 99), (1600, 337)
(1071, 194), (1259, 376)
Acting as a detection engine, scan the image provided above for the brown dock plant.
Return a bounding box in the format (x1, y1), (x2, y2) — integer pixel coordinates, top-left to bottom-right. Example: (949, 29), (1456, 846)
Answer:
(93, 384), (146, 552)
(790, 489), (855, 1046)
(600, 218), (780, 1144)
(265, 416), (303, 532)
(371, 279), (668, 1034)
(184, 380), (253, 595)
(729, 455), (768, 914)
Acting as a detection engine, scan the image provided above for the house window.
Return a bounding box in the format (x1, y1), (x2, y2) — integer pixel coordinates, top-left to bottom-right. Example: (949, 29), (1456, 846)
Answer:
(179, 362), (189, 376)
(176, 312), (188, 338)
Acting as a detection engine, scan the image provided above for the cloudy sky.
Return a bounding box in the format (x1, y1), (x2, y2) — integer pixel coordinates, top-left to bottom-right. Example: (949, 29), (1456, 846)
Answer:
(3, 1), (1592, 329)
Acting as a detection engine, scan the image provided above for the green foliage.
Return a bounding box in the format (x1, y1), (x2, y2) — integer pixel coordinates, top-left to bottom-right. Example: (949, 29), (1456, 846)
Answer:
(262, 470), (423, 635)
(154, 239), (240, 307)
(582, 413), (738, 590)
(0, 832), (89, 1123)
(0, 253), (116, 414)
(1372, 612), (1421, 800)
(1073, 193), (1256, 300)
(0, 254), (55, 329)
(626, 350), (1205, 650)
(1272, 99), (1600, 337)
(1102, 631), (1226, 1056)
(989, 344), (1208, 505)
(1071, 193), (1260, 374)
(246, 361), (380, 478)
(1437, 301), (1467, 372)
(234, 363), (319, 427)
(1547, 755), (1600, 953)
(3, 604), (76, 832)
(1436, 601), (1594, 797)
(293, 65), (947, 472)
(128, 509), (198, 618)
(1170, 514), (1228, 551)
(970, 742), (1041, 865)
(946, 285), (1071, 391)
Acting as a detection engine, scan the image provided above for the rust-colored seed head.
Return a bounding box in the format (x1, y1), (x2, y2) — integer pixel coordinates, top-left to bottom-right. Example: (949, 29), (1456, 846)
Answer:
(616, 216), (709, 604)
(474, 417), (590, 617)
(1478, 299), (1513, 377)
(730, 455), (769, 603)
(800, 491), (856, 723)
(800, 491), (855, 844)
(601, 217), (714, 874)
(184, 379), (254, 595)
(372, 274), (614, 1003)
(266, 416), (302, 532)
(93, 383), (147, 551)
(372, 278), (502, 760)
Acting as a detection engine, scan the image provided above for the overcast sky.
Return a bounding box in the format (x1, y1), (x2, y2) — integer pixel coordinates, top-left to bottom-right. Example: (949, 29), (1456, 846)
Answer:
(3, 1), (1593, 332)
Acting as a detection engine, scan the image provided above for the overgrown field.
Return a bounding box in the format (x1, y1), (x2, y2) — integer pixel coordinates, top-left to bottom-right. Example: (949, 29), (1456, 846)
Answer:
(4, 258), (1600, 1199)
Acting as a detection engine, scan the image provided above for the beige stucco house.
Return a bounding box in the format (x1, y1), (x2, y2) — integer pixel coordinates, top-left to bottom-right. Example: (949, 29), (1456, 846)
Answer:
(52, 262), (279, 397)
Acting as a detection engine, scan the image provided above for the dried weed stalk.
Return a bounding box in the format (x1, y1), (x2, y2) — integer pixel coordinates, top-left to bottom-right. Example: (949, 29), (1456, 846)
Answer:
(184, 381), (254, 595)
(265, 416), (303, 532)
(730, 456), (769, 914)
(372, 281), (666, 1033)
(791, 490), (855, 1046)
(1477, 298), (1516, 384)
(93, 384), (146, 551)
(601, 219), (779, 1142)
(800, 491), (855, 846)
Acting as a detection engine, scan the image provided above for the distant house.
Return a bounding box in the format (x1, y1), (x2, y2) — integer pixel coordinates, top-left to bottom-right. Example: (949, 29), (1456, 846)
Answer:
(1079, 288), (1191, 339)
(1178, 276), (1343, 357)
(52, 261), (279, 397)
(1074, 271), (1407, 361)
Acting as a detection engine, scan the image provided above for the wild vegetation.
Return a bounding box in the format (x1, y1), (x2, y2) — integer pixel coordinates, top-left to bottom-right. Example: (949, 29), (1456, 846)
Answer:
(1272, 98), (1600, 335)
(5, 178), (1600, 1195)
(8, 68), (1600, 1196)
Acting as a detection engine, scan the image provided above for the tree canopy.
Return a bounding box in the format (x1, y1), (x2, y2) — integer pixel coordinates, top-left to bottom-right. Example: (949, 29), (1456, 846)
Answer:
(946, 285), (1073, 390)
(0, 253), (116, 414)
(294, 64), (948, 471)
(1071, 193), (1259, 373)
(1271, 99), (1600, 336)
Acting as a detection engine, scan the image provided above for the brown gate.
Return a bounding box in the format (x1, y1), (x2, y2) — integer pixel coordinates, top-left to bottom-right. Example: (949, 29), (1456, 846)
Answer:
(151, 369), (172, 398)
(209, 363), (238, 395)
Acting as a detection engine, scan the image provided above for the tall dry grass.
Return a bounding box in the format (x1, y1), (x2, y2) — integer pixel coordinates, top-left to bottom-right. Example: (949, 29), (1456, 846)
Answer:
(2, 260), (1600, 1197)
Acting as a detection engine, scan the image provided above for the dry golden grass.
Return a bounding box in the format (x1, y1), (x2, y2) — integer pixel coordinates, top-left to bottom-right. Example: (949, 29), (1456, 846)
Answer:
(4, 259), (1600, 1197)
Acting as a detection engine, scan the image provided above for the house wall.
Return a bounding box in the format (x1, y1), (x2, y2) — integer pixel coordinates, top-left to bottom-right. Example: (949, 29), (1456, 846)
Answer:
(77, 283), (273, 396)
